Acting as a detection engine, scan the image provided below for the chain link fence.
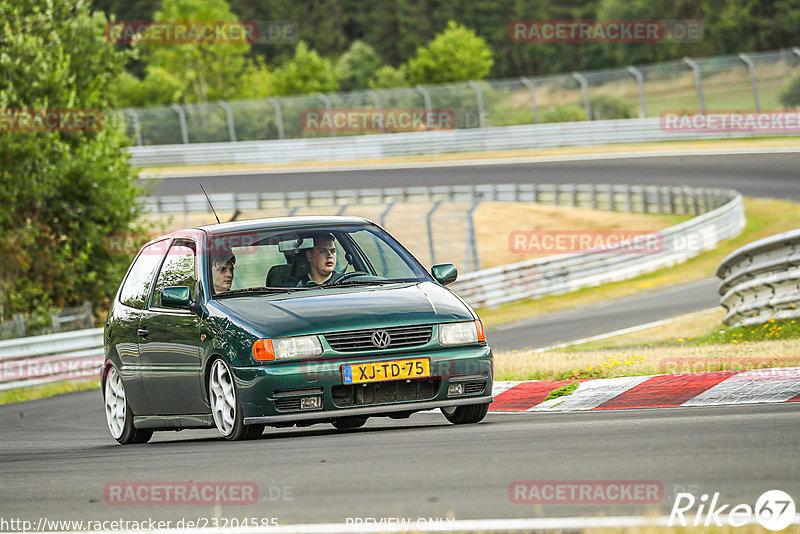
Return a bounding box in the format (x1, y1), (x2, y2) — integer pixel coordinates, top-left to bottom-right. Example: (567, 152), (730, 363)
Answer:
(120, 48), (800, 146)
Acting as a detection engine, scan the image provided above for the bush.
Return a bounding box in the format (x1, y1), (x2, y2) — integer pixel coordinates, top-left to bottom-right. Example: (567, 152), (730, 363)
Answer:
(589, 95), (634, 120)
(780, 73), (800, 109)
(541, 105), (587, 123)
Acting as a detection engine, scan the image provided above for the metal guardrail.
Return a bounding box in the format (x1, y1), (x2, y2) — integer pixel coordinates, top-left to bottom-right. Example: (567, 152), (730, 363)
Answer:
(0, 328), (104, 391)
(452, 186), (744, 307)
(717, 229), (800, 327)
(128, 117), (795, 168)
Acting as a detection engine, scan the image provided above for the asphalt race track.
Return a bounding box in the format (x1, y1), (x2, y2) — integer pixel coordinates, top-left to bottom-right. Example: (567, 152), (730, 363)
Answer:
(1, 392), (799, 524)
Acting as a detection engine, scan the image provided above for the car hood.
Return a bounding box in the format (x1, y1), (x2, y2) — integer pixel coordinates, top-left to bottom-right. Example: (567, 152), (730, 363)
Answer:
(214, 282), (474, 338)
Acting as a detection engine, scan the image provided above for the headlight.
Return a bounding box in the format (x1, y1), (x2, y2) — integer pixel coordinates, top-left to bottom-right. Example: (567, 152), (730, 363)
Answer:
(252, 335), (322, 361)
(438, 320), (486, 346)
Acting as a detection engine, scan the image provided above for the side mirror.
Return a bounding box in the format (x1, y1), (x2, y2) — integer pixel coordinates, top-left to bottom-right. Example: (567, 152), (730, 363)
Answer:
(431, 263), (458, 285)
(161, 286), (192, 309)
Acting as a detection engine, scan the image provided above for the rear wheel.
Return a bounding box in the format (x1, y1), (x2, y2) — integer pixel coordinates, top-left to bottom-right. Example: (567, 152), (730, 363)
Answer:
(209, 359), (264, 441)
(441, 402), (490, 424)
(104, 365), (152, 444)
(331, 416), (368, 430)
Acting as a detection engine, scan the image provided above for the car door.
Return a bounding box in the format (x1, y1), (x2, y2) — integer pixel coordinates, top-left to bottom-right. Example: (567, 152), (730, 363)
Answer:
(138, 239), (205, 415)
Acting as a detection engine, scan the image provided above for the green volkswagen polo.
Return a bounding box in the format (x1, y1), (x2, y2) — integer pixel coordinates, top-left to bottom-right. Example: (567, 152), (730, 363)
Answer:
(102, 216), (493, 444)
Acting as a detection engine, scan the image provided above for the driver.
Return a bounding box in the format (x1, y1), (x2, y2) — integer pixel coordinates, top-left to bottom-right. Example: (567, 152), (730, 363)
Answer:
(297, 232), (341, 287)
(209, 240), (236, 293)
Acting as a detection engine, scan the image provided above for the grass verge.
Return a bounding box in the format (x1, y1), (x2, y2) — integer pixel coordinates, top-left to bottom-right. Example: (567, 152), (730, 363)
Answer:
(496, 316), (800, 382)
(0, 380), (99, 405)
(478, 197), (800, 328)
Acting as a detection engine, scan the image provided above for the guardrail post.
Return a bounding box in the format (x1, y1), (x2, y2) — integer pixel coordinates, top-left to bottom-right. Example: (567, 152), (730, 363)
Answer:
(626, 66), (647, 118)
(415, 85), (434, 130)
(170, 103), (189, 144)
(626, 185), (633, 213)
(572, 72), (592, 120)
(426, 200), (443, 265)
(125, 108), (143, 146)
(465, 200), (482, 271)
(337, 204), (349, 216)
(569, 184), (578, 207)
(737, 53), (760, 112)
(607, 184), (615, 211)
(682, 57), (706, 114)
(657, 187), (665, 215)
(531, 183), (538, 203)
(467, 81), (486, 128)
(519, 77), (540, 124)
(13, 313), (26, 337)
(267, 97), (284, 140)
(366, 90), (385, 133)
(590, 184), (598, 209)
(316, 93), (336, 137)
(218, 100), (237, 142)
(379, 201), (396, 228)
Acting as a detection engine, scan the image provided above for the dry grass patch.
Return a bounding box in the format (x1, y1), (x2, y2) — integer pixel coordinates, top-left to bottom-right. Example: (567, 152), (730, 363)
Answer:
(494, 338), (800, 382)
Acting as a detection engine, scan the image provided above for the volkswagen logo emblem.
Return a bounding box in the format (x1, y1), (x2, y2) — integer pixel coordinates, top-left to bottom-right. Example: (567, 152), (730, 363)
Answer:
(371, 330), (391, 348)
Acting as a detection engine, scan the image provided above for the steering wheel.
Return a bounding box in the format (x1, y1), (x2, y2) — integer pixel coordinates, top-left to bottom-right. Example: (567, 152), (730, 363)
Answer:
(329, 271), (370, 284)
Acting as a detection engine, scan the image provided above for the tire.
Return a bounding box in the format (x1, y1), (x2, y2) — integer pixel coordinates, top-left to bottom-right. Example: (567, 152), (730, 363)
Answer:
(209, 358), (264, 441)
(104, 365), (152, 445)
(441, 402), (490, 424)
(331, 416), (368, 430)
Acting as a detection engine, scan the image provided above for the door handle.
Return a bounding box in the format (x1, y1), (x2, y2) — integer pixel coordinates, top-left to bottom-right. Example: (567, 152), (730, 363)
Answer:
(137, 328), (149, 338)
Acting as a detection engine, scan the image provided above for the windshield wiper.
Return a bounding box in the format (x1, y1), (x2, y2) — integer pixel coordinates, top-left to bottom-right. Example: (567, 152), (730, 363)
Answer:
(215, 286), (310, 297)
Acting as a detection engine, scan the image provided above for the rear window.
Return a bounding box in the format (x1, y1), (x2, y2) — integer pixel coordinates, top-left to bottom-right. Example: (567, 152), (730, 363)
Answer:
(118, 240), (167, 309)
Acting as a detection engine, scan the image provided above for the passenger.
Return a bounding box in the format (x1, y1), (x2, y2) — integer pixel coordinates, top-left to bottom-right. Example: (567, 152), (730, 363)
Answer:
(297, 232), (340, 287)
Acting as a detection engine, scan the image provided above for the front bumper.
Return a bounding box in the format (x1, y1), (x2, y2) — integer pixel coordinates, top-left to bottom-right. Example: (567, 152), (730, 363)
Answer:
(231, 345), (493, 423)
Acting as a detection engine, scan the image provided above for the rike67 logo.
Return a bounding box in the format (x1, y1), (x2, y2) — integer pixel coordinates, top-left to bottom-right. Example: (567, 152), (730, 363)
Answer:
(670, 490), (796, 530)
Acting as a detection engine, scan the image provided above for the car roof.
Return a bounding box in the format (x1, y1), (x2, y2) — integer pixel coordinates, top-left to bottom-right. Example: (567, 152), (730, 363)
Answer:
(195, 215), (373, 235)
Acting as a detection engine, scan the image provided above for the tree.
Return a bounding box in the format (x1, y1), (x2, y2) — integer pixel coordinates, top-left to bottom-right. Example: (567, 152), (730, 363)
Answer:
(368, 65), (409, 89)
(272, 41), (339, 96)
(407, 21), (493, 85)
(336, 41), (384, 91)
(0, 0), (143, 321)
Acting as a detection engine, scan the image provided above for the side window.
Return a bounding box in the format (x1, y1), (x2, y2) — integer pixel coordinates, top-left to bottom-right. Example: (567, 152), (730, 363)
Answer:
(118, 241), (167, 309)
(151, 241), (196, 309)
(350, 230), (418, 279)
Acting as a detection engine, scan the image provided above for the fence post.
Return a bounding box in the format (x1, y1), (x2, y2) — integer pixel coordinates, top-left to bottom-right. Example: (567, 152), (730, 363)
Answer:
(467, 81), (486, 128)
(626, 66), (647, 118)
(682, 57), (706, 114)
(13, 314), (26, 338)
(217, 100), (237, 142)
(572, 72), (592, 120)
(379, 201), (396, 228)
(426, 200), (443, 265)
(267, 97), (284, 140)
(415, 85), (434, 130)
(737, 53), (760, 112)
(316, 93), (336, 137)
(170, 103), (189, 144)
(465, 200), (482, 272)
(125, 108), (143, 146)
(519, 77), (540, 124)
(366, 90), (385, 133)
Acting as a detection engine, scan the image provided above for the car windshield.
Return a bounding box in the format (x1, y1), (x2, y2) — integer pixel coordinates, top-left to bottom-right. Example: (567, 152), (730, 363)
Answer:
(207, 224), (430, 296)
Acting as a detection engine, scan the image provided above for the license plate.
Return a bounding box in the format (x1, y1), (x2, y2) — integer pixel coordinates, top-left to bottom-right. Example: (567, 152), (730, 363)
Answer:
(342, 358), (431, 384)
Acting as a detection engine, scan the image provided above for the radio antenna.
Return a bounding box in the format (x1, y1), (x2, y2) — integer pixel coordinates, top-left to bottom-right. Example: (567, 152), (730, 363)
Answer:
(200, 185), (221, 224)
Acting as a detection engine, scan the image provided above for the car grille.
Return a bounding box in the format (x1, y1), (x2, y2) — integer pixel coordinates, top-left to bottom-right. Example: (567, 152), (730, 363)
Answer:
(464, 381), (486, 395)
(332, 378), (439, 407)
(274, 398), (302, 412)
(323, 325), (433, 352)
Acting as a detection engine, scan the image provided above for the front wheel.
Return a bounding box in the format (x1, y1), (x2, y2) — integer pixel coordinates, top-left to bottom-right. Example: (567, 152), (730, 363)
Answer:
(104, 365), (152, 444)
(209, 359), (264, 441)
(441, 402), (490, 424)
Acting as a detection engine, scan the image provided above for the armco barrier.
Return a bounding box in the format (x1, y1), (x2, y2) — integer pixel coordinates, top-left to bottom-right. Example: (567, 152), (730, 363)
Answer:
(451, 187), (744, 307)
(1, 184), (744, 390)
(128, 117), (793, 168)
(717, 229), (800, 327)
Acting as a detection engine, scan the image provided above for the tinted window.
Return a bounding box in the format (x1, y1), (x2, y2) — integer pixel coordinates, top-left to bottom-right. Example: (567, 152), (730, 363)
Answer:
(152, 242), (196, 308)
(118, 240), (167, 309)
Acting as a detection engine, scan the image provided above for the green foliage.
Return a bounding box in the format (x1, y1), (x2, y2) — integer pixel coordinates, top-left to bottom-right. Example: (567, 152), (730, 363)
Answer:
(780, 73), (800, 109)
(112, 67), (184, 107)
(590, 95), (634, 120)
(336, 41), (384, 91)
(545, 381), (580, 400)
(0, 0), (144, 321)
(407, 21), (493, 85)
(368, 65), (409, 89)
(272, 41), (340, 96)
(690, 318), (800, 345)
(541, 105), (587, 123)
